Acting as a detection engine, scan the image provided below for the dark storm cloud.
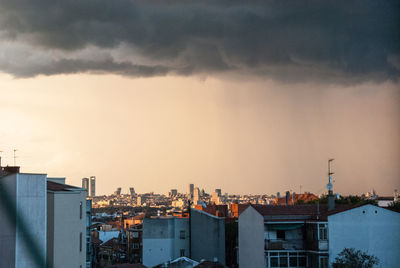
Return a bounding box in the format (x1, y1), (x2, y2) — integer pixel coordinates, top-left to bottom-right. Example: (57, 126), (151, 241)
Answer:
(0, 0), (399, 81)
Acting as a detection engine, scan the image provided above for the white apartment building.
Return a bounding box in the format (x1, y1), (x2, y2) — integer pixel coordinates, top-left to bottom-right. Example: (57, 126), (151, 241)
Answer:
(47, 179), (87, 268)
(0, 167), (88, 268)
(0, 171), (47, 268)
(239, 204), (400, 268)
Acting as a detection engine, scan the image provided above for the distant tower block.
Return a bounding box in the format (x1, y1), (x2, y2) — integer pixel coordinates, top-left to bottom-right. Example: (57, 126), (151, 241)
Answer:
(215, 189), (222, 197)
(115, 187), (121, 195)
(193, 187), (201, 204)
(130, 187), (135, 196)
(90, 176), (96, 197)
(170, 189), (178, 196)
(82, 178), (89, 197)
(188, 184), (194, 200)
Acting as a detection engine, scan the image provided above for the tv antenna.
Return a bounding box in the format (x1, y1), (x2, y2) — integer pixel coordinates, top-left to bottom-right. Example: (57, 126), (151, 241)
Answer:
(327, 158), (334, 194)
(13, 149), (17, 166)
(0, 150), (3, 167)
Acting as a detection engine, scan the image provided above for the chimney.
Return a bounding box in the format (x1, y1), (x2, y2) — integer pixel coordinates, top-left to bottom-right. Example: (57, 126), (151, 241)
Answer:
(285, 191), (290, 205)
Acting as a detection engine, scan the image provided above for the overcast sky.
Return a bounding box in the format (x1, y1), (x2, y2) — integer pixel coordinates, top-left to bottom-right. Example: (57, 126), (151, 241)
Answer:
(0, 0), (399, 195)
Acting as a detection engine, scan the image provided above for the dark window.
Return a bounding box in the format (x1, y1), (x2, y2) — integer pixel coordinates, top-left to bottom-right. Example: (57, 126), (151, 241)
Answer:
(270, 257), (279, 267)
(279, 256), (288, 267)
(180, 249), (185, 257)
(299, 256), (306, 266)
(277, 230), (285, 240)
(80, 201), (82, 219)
(79, 232), (82, 252)
(289, 256), (297, 266)
(180, 230), (185, 239)
(320, 257), (329, 268)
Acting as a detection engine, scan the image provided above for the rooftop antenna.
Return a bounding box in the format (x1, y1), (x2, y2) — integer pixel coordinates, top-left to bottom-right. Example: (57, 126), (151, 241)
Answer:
(327, 158), (335, 211)
(13, 149), (18, 166)
(0, 150), (3, 167)
(327, 158), (334, 194)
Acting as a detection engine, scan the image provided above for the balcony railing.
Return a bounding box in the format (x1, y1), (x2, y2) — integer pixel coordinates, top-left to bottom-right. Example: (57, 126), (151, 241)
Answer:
(265, 239), (304, 250)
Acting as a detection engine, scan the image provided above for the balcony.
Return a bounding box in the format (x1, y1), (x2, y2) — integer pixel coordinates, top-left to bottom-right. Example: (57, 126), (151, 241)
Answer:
(265, 239), (304, 250)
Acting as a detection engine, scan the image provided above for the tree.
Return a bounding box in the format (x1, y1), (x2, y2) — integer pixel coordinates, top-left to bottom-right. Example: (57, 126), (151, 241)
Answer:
(332, 248), (379, 268)
(387, 201), (400, 212)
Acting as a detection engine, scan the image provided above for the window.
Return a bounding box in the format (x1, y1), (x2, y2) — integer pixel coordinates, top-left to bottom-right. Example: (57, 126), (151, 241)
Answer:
(318, 224), (328, 240)
(80, 201), (82, 219)
(79, 232), (82, 252)
(133, 243), (140, 249)
(289, 256), (298, 266)
(320, 257), (329, 268)
(180, 249), (185, 257)
(180, 230), (185, 239)
(270, 257), (279, 267)
(277, 230), (285, 240)
(299, 256), (306, 266)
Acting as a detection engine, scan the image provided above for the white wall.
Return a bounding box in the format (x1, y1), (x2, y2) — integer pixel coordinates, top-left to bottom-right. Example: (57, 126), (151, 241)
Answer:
(143, 238), (174, 267)
(239, 206), (265, 268)
(191, 209), (225, 264)
(0, 173), (47, 268)
(0, 174), (17, 267)
(328, 205), (400, 268)
(47, 190), (86, 268)
(142, 217), (189, 267)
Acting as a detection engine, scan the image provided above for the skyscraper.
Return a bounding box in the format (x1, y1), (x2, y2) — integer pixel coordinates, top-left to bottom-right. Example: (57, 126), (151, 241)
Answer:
(130, 187), (135, 196)
(188, 184), (194, 200)
(114, 187), (121, 195)
(193, 187), (201, 204)
(82, 178), (89, 197)
(90, 176), (96, 197)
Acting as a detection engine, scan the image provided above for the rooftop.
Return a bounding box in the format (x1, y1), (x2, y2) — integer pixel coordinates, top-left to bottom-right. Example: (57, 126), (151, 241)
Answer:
(251, 204), (364, 221)
(47, 180), (82, 192)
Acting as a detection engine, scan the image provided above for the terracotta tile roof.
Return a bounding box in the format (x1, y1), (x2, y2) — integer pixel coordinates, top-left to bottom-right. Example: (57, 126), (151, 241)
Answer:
(251, 204), (363, 221)
(47, 180), (81, 192)
(101, 238), (118, 248)
(274, 193), (318, 205)
(194, 261), (226, 268)
(91, 236), (103, 245)
(108, 264), (147, 268)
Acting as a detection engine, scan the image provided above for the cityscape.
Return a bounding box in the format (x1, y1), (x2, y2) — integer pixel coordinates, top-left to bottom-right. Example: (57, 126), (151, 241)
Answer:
(1, 0), (400, 268)
(0, 162), (399, 267)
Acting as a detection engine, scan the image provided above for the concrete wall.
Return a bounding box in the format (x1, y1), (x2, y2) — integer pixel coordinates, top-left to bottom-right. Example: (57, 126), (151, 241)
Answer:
(142, 217), (189, 267)
(0, 173), (47, 268)
(47, 190), (86, 268)
(328, 205), (400, 268)
(191, 209), (225, 264)
(0, 174), (17, 267)
(239, 206), (264, 268)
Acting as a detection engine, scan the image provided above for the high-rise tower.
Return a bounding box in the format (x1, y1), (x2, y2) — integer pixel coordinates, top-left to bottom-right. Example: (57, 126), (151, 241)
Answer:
(90, 176), (96, 197)
(188, 183), (194, 200)
(82, 178), (89, 197)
